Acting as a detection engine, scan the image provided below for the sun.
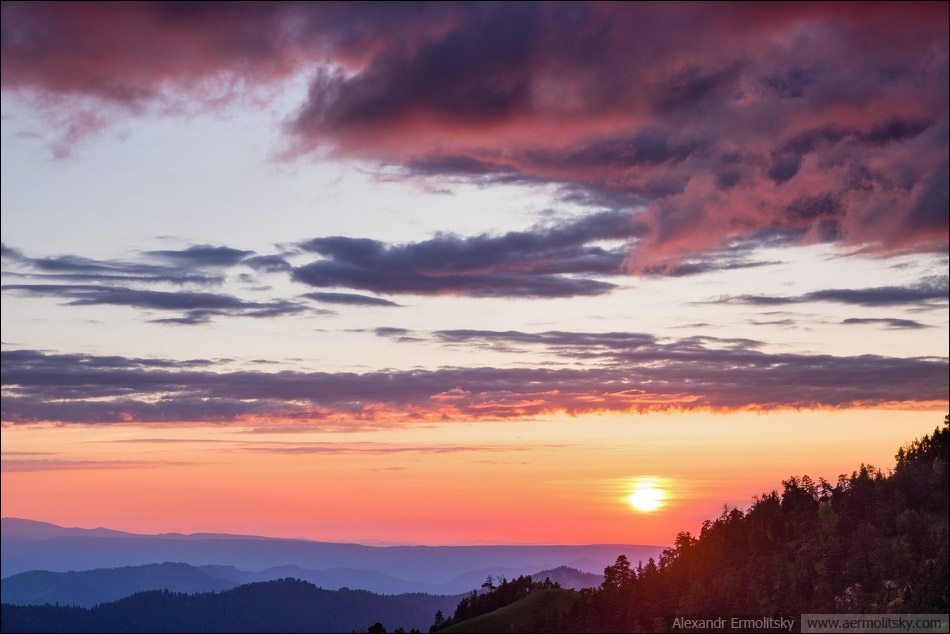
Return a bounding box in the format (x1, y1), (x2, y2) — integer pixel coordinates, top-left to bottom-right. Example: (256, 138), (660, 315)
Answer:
(626, 479), (667, 513)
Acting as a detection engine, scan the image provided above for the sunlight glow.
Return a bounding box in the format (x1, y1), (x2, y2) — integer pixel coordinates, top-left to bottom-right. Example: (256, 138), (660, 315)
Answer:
(626, 478), (667, 513)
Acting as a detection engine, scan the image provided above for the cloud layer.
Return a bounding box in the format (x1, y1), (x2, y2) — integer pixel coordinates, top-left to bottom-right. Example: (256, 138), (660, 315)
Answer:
(2, 3), (950, 262)
(1, 243), (309, 324)
(3, 332), (945, 427)
(3, 3), (946, 264)
(294, 210), (639, 297)
(5, 239), (944, 322)
(715, 276), (949, 308)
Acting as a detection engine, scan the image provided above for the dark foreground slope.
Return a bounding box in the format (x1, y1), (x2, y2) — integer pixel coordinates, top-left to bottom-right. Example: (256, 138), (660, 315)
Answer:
(0, 578), (457, 633)
(440, 588), (575, 633)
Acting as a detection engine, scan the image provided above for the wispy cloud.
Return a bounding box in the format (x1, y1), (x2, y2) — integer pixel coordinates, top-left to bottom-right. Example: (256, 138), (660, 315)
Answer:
(143, 245), (255, 267)
(714, 276), (949, 308)
(303, 292), (400, 307)
(1, 244), (316, 324)
(3, 284), (308, 325)
(840, 318), (929, 330)
(235, 442), (535, 456)
(1, 242), (225, 285)
(0, 458), (185, 472)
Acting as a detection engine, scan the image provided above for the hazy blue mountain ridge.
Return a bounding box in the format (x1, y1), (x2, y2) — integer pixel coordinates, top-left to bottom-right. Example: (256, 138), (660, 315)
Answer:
(2, 560), (602, 608)
(1, 518), (658, 587)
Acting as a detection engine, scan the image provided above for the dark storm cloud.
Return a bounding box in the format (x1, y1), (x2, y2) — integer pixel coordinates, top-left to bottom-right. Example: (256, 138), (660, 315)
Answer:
(3, 335), (945, 425)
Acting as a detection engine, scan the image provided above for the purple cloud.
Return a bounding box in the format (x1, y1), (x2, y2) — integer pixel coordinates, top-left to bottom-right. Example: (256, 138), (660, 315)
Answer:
(3, 335), (944, 426)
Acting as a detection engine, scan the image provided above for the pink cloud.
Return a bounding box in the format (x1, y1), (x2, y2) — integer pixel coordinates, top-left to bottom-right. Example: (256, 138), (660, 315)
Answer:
(3, 3), (946, 260)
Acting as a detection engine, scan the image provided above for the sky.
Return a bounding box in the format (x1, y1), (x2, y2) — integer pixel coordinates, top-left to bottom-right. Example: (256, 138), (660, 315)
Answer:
(1, 2), (948, 548)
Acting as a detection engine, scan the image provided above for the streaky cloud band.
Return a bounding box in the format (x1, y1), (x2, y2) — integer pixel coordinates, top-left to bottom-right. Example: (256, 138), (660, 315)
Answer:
(2, 338), (945, 426)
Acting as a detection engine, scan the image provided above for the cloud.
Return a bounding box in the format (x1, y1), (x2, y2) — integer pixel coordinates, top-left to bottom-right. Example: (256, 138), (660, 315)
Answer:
(1, 245), (312, 324)
(373, 327), (410, 337)
(1, 244), (27, 261)
(244, 255), (293, 273)
(716, 276), (949, 307)
(143, 245), (255, 267)
(3, 336), (945, 426)
(3, 284), (306, 324)
(5, 221), (690, 312)
(0, 459), (161, 473)
(276, 220), (777, 299)
(0, 2), (305, 103)
(293, 211), (642, 298)
(285, 3), (949, 262)
(426, 329), (661, 356)
(303, 292), (400, 307)
(0, 3), (450, 104)
(1, 242), (225, 285)
(3, 4), (947, 263)
(236, 442), (533, 456)
(841, 318), (929, 330)
(5, 218), (701, 315)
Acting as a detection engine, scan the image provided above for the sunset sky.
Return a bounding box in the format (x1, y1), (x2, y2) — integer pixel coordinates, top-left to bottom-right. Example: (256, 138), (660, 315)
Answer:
(1, 2), (947, 548)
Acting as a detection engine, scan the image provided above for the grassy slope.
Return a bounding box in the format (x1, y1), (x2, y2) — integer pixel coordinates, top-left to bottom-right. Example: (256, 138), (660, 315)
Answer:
(440, 588), (576, 633)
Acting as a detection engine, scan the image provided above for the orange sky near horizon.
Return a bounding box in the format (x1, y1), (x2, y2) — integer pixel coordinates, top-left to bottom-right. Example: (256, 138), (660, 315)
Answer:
(2, 408), (940, 547)
(1, 3), (947, 559)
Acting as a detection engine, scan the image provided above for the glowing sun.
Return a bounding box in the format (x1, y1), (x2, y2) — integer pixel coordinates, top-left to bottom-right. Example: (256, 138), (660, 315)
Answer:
(626, 479), (667, 512)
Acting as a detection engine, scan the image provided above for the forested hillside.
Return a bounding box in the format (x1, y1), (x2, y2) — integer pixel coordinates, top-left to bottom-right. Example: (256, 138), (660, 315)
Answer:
(433, 419), (949, 632)
(0, 578), (449, 633)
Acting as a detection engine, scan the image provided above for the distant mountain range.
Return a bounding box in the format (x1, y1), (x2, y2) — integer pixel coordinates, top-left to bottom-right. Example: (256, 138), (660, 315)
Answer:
(1, 518), (653, 597)
(2, 578), (459, 633)
(1, 561), (602, 609)
(2, 563), (241, 609)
